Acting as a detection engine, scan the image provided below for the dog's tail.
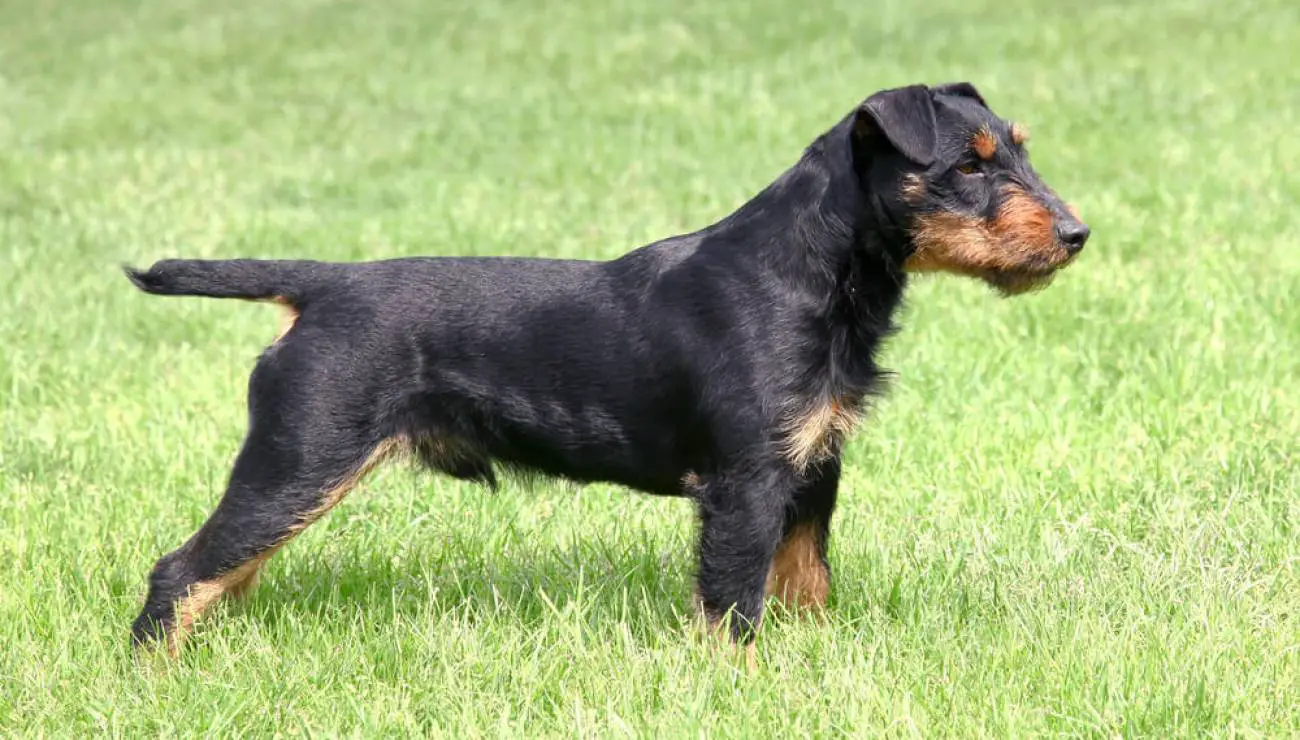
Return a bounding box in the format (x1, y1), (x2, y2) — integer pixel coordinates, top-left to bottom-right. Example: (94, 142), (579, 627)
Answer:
(122, 259), (334, 304)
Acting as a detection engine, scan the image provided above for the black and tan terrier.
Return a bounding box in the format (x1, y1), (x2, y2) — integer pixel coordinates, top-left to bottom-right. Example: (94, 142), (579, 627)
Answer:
(124, 81), (1088, 656)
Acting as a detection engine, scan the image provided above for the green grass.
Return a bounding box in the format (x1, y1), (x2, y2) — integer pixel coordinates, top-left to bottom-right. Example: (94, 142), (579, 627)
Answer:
(2, 0), (1298, 735)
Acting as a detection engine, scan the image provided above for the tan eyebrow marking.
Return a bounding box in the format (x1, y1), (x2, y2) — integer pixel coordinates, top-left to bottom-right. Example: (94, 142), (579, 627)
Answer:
(972, 125), (997, 160)
(1010, 122), (1030, 145)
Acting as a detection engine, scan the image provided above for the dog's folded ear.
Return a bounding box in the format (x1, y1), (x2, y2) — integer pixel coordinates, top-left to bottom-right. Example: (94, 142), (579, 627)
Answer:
(931, 81), (988, 108)
(852, 85), (938, 166)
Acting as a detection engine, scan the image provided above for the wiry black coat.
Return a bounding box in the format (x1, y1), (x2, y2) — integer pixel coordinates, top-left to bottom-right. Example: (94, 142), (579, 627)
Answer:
(125, 82), (1085, 653)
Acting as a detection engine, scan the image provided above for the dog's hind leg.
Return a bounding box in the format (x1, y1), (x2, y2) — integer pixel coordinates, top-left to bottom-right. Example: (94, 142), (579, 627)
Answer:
(131, 354), (402, 655)
(766, 458), (839, 614)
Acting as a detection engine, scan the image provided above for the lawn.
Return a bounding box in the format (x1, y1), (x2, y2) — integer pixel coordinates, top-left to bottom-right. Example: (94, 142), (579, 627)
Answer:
(1, 0), (1298, 735)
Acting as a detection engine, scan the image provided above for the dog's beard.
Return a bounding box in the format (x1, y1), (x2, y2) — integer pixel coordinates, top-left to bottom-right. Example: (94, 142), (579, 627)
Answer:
(984, 268), (1058, 296)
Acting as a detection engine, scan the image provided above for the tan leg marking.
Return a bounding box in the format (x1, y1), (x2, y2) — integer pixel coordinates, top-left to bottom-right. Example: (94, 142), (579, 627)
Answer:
(765, 523), (829, 612)
(167, 555), (270, 657)
(223, 550), (275, 600)
(163, 438), (407, 655)
(289, 437), (407, 534)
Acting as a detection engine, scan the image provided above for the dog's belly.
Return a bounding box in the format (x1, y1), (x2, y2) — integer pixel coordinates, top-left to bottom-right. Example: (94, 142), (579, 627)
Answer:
(396, 373), (699, 497)
(487, 417), (693, 496)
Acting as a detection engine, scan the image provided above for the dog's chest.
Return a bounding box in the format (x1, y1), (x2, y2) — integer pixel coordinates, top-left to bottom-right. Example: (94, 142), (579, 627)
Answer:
(778, 394), (864, 472)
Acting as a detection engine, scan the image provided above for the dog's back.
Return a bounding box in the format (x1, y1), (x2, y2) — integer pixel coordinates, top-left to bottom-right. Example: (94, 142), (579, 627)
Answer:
(125, 250), (713, 494)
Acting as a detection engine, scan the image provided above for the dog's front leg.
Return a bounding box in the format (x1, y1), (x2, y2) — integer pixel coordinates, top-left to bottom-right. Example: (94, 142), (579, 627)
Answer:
(693, 464), (792, 648)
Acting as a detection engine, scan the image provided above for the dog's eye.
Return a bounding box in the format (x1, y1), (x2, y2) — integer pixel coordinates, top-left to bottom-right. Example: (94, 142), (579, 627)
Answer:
(956, 163), (982, 176)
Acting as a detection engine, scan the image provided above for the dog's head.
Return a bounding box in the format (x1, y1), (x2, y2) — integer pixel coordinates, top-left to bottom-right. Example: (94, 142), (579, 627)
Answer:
(850, 83), (1088, 295)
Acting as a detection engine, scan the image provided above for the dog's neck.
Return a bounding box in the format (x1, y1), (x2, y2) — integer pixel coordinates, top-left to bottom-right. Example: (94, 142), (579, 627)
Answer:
(808, 121), (912, 320)
(711, 120), (909, 287)
(702, 120), (911, 395)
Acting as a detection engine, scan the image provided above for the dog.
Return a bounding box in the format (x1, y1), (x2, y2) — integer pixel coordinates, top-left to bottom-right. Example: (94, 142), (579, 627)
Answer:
(124, 81), (1088, 657)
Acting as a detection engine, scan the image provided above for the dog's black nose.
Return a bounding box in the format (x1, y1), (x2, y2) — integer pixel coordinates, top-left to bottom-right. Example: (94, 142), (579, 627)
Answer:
(1056, 221), (1090, 254)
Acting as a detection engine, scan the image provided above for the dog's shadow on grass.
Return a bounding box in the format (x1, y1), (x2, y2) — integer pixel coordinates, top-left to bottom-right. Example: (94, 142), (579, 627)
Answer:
(231, 535), (702, 646)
